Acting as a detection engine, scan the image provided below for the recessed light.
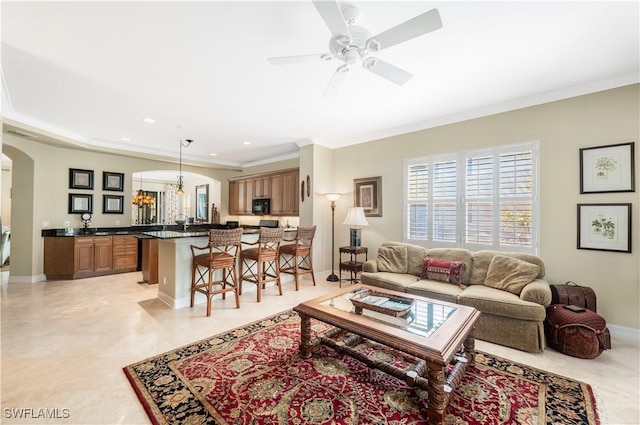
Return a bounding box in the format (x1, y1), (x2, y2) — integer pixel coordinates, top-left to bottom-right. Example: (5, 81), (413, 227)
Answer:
(210, 153), (217, 156)
(120, 137), (131, 141)
(142, 117), (156, 123)
(243, 141), (251, 145)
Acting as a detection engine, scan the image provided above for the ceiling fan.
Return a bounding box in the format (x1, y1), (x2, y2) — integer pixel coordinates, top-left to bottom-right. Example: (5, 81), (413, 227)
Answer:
(268, 1), (443, 97)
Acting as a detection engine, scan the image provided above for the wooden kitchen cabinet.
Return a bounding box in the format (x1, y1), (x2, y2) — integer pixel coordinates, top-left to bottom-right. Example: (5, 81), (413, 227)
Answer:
(73, 236), (112, 277)
(253, 175), (271, 198)
(44, 235), (137, 280)
(228, 168), (299, 216)
(270, 169), (299, 215)
(112, 235), (138, 272)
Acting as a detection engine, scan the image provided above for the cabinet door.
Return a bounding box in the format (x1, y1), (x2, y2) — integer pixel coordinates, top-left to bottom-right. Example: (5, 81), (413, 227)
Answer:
(228, 181), (240, 215)
(74, 238), (95, 274)
(254, 176), (271, 198)
(93, 237), (113, 272)
(270, 174), (284, 214)
(281, 170), (299, 214)
(244, 179), (255, 214)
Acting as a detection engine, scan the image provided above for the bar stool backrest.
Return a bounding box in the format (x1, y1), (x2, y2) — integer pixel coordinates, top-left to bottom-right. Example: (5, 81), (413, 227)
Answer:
(257, 227), (284, 257)
(209, 227), (243, 250)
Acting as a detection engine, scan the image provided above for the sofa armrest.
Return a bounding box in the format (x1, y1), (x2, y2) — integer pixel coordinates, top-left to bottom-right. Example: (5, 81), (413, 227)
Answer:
(362, 259), (379, 273)
(520, 279), (552, 307)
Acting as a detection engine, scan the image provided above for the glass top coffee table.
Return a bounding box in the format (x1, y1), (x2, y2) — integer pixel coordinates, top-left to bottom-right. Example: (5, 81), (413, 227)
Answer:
(294, 284), (480, 425)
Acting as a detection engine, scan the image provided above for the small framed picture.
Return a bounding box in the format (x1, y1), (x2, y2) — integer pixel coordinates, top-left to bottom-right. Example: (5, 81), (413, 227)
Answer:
(580, 142), (635, 193)
(103, 171), (124, 191)
(69, 168), (94, 190)
(68, 194), (93, 214)
(577, 203), (632, 253)
(354, 176), (382, 217)
(103, 195), (124, 214)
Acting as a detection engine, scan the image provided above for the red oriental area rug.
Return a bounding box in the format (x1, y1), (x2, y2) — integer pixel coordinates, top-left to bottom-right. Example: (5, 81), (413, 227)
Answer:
(123, 310), (600, 425)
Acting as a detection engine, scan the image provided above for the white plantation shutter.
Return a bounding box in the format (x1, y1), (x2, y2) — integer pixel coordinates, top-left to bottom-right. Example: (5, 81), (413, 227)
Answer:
(407, 164), (428, 240)
(432, 160), (457, 242)
(404, 142), (538, 254)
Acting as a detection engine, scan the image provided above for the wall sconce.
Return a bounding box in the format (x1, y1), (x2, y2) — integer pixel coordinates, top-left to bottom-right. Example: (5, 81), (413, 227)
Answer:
(342, 207), (368, 247)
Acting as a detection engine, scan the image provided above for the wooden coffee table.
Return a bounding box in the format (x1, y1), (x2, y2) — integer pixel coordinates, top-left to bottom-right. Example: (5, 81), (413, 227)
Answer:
(293, 284), (480, 425)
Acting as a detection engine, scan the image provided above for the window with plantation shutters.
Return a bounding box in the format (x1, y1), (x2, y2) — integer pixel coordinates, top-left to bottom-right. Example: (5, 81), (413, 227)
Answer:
(404, 142), (538, 254)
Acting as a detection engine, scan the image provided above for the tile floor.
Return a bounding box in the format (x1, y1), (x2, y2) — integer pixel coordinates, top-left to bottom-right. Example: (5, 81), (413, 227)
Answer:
(1, 270), (638, 424)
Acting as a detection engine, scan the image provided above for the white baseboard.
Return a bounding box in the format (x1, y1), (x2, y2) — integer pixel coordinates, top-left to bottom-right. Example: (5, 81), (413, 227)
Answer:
(8, 274), (46, 283)
(608, 324), (640, 346)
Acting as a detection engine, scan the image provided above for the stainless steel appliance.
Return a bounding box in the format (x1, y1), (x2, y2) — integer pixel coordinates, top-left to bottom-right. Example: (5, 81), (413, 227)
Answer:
(252, 198), (270, 215)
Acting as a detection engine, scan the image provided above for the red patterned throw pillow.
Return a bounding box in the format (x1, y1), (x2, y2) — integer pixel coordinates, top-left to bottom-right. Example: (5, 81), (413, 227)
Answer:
(421, 257), (465, 286)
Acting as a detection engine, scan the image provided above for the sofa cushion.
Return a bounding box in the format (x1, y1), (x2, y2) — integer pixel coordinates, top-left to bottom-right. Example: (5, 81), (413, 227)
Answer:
(420, 258), (465, 286)
(470, 250), (545, 286)
(425, 248), (472, 284)
(377, 245), (408, 273)
(458, 285), (546, 321)
(484, 255), (540, 295)
(406, 280), (463, 304)
(360, 272), (418, 293)
(381, 242), (428, 276)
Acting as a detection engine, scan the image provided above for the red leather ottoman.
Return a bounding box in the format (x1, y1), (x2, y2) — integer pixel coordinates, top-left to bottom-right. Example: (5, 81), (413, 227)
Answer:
(544, 304), (611, 359)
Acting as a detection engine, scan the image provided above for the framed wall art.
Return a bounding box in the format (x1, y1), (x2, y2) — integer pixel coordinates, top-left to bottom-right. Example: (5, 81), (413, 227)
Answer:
(68, 194), (93, 214)
(580, 142), (635, 193)
(577, 203), (631, 253)
(103, 171), (124, 191)
(354, 176), (382, 217)
(69, 168), (94, 190)
(103, 195), (124, 214)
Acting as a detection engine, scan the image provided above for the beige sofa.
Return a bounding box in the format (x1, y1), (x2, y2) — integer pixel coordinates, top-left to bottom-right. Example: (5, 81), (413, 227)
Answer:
(361, 242), (552, 352)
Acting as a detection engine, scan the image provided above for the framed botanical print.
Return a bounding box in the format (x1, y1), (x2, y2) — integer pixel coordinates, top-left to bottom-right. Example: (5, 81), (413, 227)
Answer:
(69, 168), (94, 190)
(580, 142), (635, 193)
(103, 171), (124, 191)
(68, 194), (93, 214)
(577, 203), (631, 253)
(354, 176), (382, 217)
(103, 195), (124, 214)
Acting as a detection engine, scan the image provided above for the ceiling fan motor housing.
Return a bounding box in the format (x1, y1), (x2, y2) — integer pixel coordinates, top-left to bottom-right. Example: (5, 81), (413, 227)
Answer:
(329, 25), (372, 64)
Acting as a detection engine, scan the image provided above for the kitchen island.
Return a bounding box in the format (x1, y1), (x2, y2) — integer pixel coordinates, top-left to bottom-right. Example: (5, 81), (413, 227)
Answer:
(144, 228), (295, 309)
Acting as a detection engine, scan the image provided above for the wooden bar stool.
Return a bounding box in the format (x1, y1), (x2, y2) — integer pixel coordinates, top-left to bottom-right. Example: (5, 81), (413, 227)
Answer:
(279, 225), (317, 291)
(239, 227), (284, 303)
(190, 228), (243, 316)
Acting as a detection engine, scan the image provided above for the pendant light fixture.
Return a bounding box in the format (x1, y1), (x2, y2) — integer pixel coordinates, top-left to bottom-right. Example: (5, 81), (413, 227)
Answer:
(132, 173), (155, 208)
(176, 139), (193, 195)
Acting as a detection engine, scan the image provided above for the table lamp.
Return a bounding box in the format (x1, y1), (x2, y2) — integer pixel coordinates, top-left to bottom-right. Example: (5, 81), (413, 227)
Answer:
(343, 207), (368, 247)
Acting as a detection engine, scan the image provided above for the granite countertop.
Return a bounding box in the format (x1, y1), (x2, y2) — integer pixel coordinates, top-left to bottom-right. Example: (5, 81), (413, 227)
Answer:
(42, 225), (297, 238)
(142, 230), (210, 239)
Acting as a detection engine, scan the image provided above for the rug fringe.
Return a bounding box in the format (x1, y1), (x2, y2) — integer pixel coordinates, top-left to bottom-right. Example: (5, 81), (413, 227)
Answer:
(591, 385), (607, 425)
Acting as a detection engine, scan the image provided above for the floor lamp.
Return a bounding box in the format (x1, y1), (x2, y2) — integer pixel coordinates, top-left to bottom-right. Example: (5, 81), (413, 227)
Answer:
(325, 193), (341, 282)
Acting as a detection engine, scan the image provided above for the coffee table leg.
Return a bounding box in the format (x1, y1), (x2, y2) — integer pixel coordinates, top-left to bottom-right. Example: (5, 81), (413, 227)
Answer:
(426, 361), (446, 425)
(464, 330), (476, 366)
(298, 313), (314, 359)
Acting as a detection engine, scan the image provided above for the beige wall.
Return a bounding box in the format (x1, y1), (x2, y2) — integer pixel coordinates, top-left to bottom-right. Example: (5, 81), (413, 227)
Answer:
(2, 84), (638, 331)
(330, 84), (639, 330)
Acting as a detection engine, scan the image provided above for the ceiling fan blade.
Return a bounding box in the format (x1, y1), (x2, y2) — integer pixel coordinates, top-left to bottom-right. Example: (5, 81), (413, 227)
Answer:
(312, 0), (351, 38)
(363, 58), (412, 86)
(268, 54), (329, 65)
(367, 8), (442, 52)
(323, 65), (349, 97)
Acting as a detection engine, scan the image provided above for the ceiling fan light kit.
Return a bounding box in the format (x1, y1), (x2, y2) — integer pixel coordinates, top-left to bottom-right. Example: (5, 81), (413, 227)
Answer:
(268, 1), (443, 96)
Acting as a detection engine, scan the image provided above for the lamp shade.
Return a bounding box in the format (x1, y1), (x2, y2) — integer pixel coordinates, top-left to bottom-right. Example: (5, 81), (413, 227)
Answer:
(325, 193), (342, 202)
(342, 207), (369, 227)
